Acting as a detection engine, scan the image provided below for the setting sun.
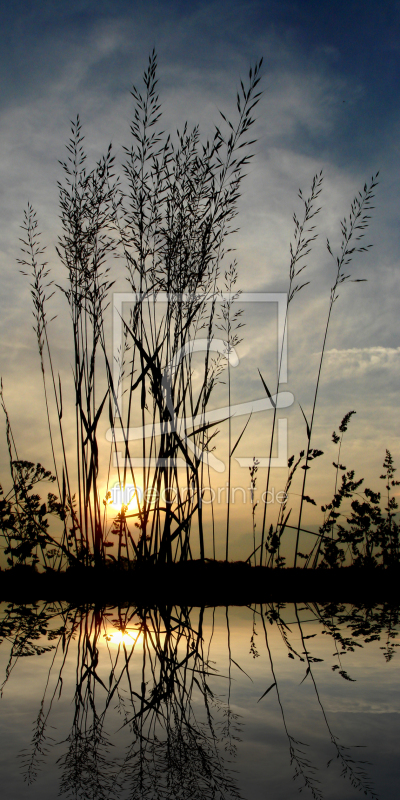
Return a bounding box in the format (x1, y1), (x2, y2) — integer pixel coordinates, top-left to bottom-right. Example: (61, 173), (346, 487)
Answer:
(103, 482), (143, 514)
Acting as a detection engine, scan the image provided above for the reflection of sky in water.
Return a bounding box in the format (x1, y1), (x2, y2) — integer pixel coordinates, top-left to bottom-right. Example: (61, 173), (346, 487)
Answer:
(0, 603), (398, 799)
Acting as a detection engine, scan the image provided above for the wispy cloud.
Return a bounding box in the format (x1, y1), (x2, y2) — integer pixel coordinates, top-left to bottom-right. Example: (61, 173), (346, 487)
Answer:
(321, 347), (400, 377)
(0, 1), (399, 558)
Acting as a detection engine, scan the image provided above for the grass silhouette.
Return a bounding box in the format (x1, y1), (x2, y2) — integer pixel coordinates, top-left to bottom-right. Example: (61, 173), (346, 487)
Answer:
(0, 53), (397, 575)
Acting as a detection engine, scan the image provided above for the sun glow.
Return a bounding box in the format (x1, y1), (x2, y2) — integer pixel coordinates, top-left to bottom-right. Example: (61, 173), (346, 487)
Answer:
(105, 628), (144, 647)
(103, 482), (143, 514)
(104, 626), (167, 649)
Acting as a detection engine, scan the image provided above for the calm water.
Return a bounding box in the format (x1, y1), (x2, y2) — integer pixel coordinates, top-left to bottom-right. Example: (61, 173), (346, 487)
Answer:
(0, 601), (399, 799)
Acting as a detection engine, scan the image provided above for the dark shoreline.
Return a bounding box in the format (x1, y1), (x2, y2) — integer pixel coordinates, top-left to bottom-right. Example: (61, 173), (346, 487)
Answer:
(1, 562), (399, 605)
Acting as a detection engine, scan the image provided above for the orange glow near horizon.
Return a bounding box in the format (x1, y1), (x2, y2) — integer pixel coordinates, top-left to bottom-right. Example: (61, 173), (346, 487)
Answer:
(103, 482), (143, 514)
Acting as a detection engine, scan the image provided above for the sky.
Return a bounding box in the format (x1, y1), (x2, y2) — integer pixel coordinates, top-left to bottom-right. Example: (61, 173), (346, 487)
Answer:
(0, 0), (399, 561)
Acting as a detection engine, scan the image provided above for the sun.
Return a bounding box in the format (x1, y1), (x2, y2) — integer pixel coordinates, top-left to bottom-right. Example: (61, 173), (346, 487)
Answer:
(103, 482), (143, 514)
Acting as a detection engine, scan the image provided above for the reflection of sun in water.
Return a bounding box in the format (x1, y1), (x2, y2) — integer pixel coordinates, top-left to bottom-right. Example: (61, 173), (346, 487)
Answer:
(104, 627), (167, 649)
(106, 628), (143, 647)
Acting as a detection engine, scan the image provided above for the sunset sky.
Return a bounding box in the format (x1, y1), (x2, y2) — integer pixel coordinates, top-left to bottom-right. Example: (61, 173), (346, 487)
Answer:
(0, 0), (399, 560)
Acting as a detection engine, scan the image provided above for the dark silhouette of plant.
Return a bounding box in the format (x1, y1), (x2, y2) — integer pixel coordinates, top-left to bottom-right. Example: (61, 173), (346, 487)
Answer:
(248, 457), (259, 566)
(217, 262), (244, 563)
(113, 53), (263, 566)
(294, 175), (379, 566)
(258, 172), (323, 566)
(379, 449), (400, 563)
(1, 51), (395, 573)
(2, 52), (263, 570)
(312, 449), (400, 569)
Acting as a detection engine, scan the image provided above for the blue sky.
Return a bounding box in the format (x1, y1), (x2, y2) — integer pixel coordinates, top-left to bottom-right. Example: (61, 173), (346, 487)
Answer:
(0, 0), (399, 559)
(1, 0), (399, 160)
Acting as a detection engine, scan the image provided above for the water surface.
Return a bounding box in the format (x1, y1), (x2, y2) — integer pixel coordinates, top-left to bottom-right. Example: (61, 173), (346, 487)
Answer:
(0, 601), (398, 799)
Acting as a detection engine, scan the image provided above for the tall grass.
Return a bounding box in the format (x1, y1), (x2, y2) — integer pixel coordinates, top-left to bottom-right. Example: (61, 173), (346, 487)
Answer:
(1, 53), (265, 570)
(109, 52), (263, 565)
(0, 53), (397, 572)
(293, 175), (379, 567)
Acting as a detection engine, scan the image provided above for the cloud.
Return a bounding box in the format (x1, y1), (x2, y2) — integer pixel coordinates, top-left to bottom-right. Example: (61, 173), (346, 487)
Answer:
(320, 347), (400, 378)
(0, 2), (399, 559)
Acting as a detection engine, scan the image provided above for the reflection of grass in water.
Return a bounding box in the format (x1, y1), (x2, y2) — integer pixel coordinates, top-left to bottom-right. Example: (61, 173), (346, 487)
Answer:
(0, 601), (397, 798)
(257, 601), (386, 799)
(0, 52), (395, 573)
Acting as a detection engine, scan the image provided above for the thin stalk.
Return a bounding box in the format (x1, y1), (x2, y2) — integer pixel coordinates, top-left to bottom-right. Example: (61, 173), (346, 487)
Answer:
(294, 175), (378, 567)
(259, 172), (323, 566)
